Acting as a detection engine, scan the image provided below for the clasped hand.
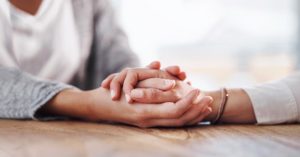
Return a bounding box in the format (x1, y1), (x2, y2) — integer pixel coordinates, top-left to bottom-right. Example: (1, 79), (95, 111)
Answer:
(97, 61), (213, 127)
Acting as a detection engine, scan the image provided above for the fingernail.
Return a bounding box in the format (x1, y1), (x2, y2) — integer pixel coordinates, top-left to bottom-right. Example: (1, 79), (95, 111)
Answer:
(110, 90), (116, 98)
(125, 94), (131, 102)
(131, 89), (144, 98)
(193, 95), (201, 104)
(207, 96), (214, 104)
(177, 71), (185, 80)
(207, 107), (213, 113)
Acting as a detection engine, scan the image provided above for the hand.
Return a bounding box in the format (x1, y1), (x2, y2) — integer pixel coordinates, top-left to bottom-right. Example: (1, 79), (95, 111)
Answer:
(131, 78), (214, 124)
(88, 88), (212, 127)
(43, 88), (212, 128)
(99, 61), (213, 125)
(101, 61), (187, 102)
(130, 78), (196, 104)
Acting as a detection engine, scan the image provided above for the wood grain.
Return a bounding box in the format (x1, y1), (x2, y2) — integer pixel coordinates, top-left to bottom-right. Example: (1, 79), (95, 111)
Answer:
(0, 120), (299, 157)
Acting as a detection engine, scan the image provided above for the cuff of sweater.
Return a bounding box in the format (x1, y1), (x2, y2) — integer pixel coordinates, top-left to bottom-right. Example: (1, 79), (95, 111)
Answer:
(30, 83), (74, 120)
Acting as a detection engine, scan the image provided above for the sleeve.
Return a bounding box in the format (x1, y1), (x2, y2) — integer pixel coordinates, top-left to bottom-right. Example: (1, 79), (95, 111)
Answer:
(83, 0), (140, 89)
(243, 72), (300, 124)
(0, 67), (73, 120)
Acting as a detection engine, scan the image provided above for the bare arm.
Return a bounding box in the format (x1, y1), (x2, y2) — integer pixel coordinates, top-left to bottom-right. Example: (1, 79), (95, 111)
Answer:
(204, 88), (257, 124)
(38, 87), (210, 128)
(206, 72), (300, 124)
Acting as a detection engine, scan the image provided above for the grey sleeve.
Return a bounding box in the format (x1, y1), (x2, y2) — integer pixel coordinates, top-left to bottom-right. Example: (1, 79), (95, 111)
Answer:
(83, 0), (140, 89)
(0, 67), (73, 119)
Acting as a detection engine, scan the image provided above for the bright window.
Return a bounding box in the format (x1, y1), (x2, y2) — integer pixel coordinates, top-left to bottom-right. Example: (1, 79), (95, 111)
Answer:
(114, 0), (299, 90)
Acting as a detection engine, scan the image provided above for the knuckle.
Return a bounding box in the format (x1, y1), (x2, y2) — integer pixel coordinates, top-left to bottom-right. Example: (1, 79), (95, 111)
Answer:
(158, 71), (167, 78)
(110, 78), (119, 88)
(117, 71), (125, 78)
(122, 68), (130, 73)
(148, 89), (158, 98)
(127, 68), (135, 74)
(126, 69), (137, 78)
(120, 68), (131, 77)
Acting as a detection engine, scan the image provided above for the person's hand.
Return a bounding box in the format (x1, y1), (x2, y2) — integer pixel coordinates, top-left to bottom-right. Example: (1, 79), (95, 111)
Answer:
(99, 61), (213, 125)
(130, 78), (196, 103)
(101, 61), (187, 103)
(86, 88), (212, 127)
(130, 78), (214, 124)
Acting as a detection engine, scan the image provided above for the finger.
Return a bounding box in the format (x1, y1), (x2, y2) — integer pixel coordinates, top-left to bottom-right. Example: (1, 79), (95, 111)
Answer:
(109, 69), (129, 100)
(164, 66), (186, 80)
(143, 95), (205, 127)
(146, 61), (161, 69)
(101, 73), (117, 89)
(189, 107), (212, 125)
(110, 76), (122, 100)
(187, 96), (213, 125)
(177, 71), (186, 80)
(164, 66), (181, 75)
(135, 89), (200, 121)
(130, 88), (180, 103)
(148, 104), (201, 127)
(138, 94), (212, 128)
(136, 78), (176, 91)
(123, 69), (177, 102)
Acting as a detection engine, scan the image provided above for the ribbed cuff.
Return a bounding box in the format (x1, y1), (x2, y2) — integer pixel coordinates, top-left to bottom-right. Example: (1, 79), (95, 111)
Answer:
(30, 83), (74, 120)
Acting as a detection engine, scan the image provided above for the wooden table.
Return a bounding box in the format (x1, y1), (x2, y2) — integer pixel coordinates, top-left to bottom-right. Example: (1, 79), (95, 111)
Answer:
(0, 120), (299, 157)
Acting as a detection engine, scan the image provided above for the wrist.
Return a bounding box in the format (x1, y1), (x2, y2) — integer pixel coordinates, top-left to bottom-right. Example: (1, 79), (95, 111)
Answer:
(204, 88), (256, 124)
(83, 87), (123, 122)
(203, 89), (222, 122)
(40, 88), (91, 120)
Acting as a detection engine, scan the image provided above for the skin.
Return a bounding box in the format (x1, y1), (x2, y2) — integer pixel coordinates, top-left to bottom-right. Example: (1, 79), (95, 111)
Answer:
(10, 1), (255, 125)
(39, 62), (213, 127)
(7, 2), (212, 127)
(204, 89), (256, 124)
(103, 62), (257, 124)
(8, 1), (212, 127)
(41, 88), (210, 128)
(10, 0), (42, 15)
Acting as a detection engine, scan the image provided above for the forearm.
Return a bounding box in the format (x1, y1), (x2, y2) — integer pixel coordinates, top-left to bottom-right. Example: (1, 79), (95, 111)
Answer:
(204, 88), (257, 124)
(0, 67), (71, 119)
(38, 89), (92, 120)
(38, 88), (127, 122)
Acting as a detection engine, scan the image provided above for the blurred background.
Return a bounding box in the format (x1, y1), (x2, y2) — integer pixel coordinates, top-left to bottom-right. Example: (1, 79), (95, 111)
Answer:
(112, 0), (300, 90)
